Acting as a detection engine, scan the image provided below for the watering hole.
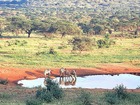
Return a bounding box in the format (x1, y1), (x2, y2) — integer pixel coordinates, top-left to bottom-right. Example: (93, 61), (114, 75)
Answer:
(18, 74), (140, 89)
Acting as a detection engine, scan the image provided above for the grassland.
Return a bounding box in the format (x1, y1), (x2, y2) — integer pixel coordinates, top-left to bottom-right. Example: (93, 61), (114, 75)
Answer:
(0, 33), (140, 69)
(0, 33), (140, 104)
(0, 85), (140, 105)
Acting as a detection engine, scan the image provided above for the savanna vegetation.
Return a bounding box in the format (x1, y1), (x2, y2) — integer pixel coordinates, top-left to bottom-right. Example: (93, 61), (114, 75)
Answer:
(0, 0), (140, 105)
(0, 11), (139, 68)
(0, 33), (140, 68)
(0, 81), (140, 105)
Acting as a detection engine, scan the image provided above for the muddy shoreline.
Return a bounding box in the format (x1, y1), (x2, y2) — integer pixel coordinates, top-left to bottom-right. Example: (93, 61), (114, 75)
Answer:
(0, 64), (140, 85)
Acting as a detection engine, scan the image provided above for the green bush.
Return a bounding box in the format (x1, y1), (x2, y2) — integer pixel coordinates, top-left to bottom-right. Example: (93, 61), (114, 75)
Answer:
(104, 85), (129, 105)
(104, 92), (118, 105)
(46, 78), (63, 99)
(97, 39), (106, 48)
(97, 34), (115, 48)
(77, 90), (93, 105)
(70, 37), (94, 52)
(127, 93), (140, 104)
(114, 84), (128, 99)
(36, 78), (64, 103)
(0, 93), (11, 99)
(26, 99), (42, 105)
(36, 89), (53, 103)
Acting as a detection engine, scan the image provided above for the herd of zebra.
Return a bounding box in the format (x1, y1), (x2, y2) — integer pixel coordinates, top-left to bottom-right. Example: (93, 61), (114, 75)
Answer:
(44, 68), (77, 86)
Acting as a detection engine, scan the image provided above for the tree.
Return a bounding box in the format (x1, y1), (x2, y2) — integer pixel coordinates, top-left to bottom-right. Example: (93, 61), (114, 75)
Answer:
(21, 18), (43, 38)
(109, 16), (120, 31)
(7, 17), (43, 38)
(54, 20), (82, 38)
(6, 17), (23, 36)
(38, 21), (57, 37)
(93, 25), (104, 35)
(78, 23), (91, 35)
(90, 18), (100, 25)
(0, 18), (6, 37)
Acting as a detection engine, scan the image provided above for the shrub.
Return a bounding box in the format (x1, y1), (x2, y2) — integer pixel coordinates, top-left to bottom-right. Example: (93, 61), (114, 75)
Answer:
(104, 85), (128, 105)
(0, 78), (8, 85)
(46, 78), (63, 99)
(36, 88), (53, 103)
(105, 85), (140, 105)
(0, 93), (11, 99)
(77, 90), (93, 105)
(104, 92), (118, 105)
(97, 34), (115, 48)
(97, 39), (106, 48)
(36, 78), (64, 103)
(114, 84), (128, 99)
(70, 37), (94, 52)
(127, 93), (140, 104)
(26, 99), (42, 105)
(48, 47), (57, 55)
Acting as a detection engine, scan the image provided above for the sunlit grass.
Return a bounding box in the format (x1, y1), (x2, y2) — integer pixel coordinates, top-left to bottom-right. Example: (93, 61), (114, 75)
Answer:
(0, 34), (140, 68)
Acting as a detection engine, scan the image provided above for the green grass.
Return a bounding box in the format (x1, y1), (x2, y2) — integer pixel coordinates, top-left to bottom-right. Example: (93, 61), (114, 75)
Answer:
(0, 84), (140, 105)
(0, 93), (11, 99)
(0, 34), (140, 68)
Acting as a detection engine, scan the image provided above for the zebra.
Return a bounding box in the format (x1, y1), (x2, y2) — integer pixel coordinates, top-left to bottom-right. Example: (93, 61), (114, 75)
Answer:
(44, 69), (51, 78)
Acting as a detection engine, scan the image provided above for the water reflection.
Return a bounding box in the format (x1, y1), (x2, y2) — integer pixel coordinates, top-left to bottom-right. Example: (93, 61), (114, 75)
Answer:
(43, 75), (77, 87)
(18, 74), (140, 89)
(59, 68), (77, 86)
(59, 76), (77, 86)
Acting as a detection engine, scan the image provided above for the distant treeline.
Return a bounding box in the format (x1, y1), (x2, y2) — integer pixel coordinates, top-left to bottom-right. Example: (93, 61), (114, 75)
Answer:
(0, 0), (27, 4)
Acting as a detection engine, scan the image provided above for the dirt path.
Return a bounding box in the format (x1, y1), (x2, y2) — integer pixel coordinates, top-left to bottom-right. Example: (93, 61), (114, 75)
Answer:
(0, 63), (140, 85)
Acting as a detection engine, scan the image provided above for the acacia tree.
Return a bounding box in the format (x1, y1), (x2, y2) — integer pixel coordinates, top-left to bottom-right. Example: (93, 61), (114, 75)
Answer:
(37, 20), (57, 37)
(6, 17), (23, 36)
(7, 17), (43, 38)
(54, 20), (82, 38)
(21, 18), (43, 38)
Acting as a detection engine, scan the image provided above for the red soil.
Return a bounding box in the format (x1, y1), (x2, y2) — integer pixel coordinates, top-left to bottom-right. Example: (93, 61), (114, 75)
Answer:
(0, 63), (140, 85)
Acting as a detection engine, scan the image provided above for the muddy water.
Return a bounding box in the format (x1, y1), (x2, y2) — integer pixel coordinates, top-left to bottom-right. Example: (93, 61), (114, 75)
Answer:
(18, 74), (140, 89)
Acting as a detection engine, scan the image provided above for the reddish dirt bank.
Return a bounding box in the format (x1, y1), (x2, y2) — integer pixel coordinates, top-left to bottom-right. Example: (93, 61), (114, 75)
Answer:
(0, 63), (140, 85)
